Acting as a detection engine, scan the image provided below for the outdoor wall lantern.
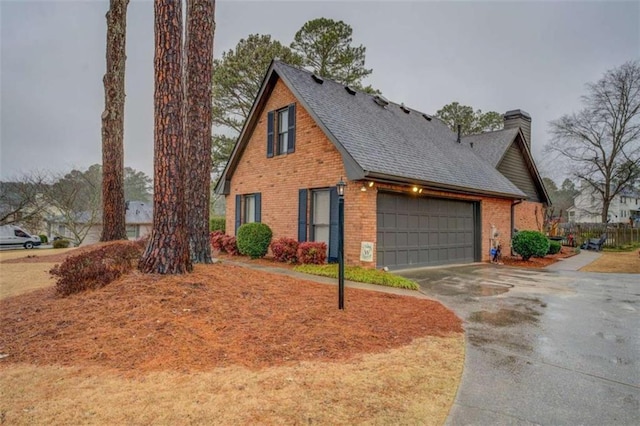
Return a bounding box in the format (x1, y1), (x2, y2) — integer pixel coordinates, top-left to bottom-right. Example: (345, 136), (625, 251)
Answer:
(336, 178), (346, 310)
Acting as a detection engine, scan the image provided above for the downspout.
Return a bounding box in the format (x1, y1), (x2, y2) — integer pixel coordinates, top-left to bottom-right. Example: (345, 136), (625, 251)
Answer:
(511, 199), (524, 255)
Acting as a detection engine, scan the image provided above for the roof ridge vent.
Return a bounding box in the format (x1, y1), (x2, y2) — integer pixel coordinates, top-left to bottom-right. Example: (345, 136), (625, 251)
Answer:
(373, 95), (389, 107)
(400, 103), (410, 114)
(344, 85), (356, 95)
(422, 113), (432, 121)
(311, 74), (324, 84)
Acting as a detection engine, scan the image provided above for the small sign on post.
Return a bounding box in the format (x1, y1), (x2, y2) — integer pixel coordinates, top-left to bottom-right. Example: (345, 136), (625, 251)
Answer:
(360, 242), (374, 262)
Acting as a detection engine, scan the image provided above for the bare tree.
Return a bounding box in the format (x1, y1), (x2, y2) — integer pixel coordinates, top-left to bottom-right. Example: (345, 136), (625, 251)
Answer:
(44, 167), (102, 245)
(139, 0), (191, 274)
(548, 61), (640, 222)
(101, 0), (129, 242)
(184, 0), (215, 263)
(0, 172), (48, 229)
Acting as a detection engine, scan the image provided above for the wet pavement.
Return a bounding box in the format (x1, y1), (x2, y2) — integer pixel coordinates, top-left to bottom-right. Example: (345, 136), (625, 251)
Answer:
(398, 264), (639, 426)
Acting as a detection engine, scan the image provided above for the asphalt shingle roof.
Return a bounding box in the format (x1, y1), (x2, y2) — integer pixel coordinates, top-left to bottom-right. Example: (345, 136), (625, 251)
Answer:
(462, 128), (519, 167)
(274, 61), (526, 198)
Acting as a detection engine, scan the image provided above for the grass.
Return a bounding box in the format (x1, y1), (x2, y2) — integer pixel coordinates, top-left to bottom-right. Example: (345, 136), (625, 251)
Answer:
(603, 241), (640, 252)
(293, 263), (419, 290)
(0, 248), (77, 299)
(0, 335), (464, 425)
(580, 250), (640, 273)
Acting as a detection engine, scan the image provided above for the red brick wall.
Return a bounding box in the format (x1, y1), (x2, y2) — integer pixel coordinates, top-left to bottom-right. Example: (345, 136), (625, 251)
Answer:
(514, 201), (544, 233)
(227, 77), (543, 267)
(227, 79), (350, 250)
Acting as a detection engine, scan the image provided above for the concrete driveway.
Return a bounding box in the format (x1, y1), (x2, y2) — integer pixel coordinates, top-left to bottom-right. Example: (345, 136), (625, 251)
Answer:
(398, 258), (639, 425)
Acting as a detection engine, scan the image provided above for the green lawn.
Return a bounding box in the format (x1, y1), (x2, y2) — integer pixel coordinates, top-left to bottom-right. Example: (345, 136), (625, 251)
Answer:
(293, 264), (419, 290)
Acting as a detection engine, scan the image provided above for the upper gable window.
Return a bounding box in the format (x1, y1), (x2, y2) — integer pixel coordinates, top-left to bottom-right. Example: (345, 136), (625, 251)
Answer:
(277, 108), (289, 155)
(267, 103), (296, 157)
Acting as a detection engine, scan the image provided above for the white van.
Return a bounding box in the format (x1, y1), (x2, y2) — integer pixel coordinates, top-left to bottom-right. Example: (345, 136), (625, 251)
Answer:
(0, 225), (42, 249)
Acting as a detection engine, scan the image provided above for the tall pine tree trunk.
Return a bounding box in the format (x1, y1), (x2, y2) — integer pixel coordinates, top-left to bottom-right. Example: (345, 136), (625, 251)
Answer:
(184, 0), (215, 263)
(139, 0), (192, 274)
(100, 0), (128, 242)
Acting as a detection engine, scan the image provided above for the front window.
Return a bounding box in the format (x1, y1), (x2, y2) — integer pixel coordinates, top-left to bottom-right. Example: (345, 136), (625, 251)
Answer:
(277, 108), (288, 155)
(126, 225), (139, 239)
(244, 195), (256, 224)
(312, 190), (330, 248)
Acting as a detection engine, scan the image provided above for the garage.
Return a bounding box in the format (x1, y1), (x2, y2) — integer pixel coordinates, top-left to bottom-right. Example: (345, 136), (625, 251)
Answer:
(376, 192), (479, 269)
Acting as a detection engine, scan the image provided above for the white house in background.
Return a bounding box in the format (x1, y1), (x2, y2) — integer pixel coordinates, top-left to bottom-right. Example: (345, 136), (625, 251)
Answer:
(567, 186), (640, 224)
(49, 201), (153, 246)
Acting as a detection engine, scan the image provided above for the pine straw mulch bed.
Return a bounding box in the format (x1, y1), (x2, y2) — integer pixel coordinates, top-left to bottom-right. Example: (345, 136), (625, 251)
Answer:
(499, 246), (577, 268)
(0, 263), (462, 376)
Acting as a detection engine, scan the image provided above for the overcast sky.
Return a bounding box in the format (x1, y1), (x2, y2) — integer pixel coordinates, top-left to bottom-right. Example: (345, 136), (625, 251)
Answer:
(1, 0), (638, 183)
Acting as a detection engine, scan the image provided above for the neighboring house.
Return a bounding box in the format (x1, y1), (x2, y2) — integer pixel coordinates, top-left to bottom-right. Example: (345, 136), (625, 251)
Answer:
(215, 61), (549, 270)
(567, 187), (640, 224)
(48, 201), (152, 246)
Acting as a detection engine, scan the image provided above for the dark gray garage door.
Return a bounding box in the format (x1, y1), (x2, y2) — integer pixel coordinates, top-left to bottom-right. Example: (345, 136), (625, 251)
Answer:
(376, 192), (478, 269)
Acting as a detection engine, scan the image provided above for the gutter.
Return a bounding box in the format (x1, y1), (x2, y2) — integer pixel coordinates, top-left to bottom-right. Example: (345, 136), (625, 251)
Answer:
(511, 199), (524, 255)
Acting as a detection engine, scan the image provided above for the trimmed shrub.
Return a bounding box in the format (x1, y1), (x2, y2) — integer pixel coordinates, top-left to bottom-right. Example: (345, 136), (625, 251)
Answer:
(50, 241), (143, 297)
(548, 240), (562, 255)
(210, 217), (226, 233)
(297, 242), (327, 265)
(39, 235), (48, 243)
(270, 237), (299, 263)
(52, 239), (70, 249)
(512, 230), (550, 261)
(237, 223), (273, 259)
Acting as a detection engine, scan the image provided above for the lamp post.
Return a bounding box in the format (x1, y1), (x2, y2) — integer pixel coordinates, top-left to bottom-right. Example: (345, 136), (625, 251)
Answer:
(336, 178), (346, 310)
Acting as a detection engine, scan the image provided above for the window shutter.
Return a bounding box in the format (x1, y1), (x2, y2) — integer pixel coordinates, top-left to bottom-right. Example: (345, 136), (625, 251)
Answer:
(267, 111), (274, 158)
(298, 189), (308, 242)
(235, 194), (242, 234)
(287, 104), (296, 153)
(254, 193), (261, 223)
(328, 187), (339, 262)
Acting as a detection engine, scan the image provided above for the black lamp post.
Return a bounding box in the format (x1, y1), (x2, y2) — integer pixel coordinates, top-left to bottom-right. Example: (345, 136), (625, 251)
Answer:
(336, 178), (346, 310)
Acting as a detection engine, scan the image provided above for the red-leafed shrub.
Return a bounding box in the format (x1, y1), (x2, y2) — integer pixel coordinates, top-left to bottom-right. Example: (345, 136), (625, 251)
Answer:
(210, 231), (239, 255)
(222, 235), (239, 256)
(297, 242), (327, 265)
(210, 231), (226, 252)
(270, 237), (299, 263)
(50, 241), (144, 297)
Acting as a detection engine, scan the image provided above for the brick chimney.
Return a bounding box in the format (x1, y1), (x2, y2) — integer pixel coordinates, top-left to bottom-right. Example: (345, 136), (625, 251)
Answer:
(503, 109), (531, 151)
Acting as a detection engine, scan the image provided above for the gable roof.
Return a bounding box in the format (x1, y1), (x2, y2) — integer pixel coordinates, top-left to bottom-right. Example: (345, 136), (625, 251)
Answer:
(464, 129), (550, 204)
(47, 201), (153, 225)
(217, 60), (541, 200)
(125, 201), (153, 225)
(463, 128), (519, 167)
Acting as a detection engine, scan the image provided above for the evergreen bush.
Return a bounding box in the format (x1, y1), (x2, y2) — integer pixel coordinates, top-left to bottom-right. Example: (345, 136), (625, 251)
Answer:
(39, 235), (48, 243)
(209, 217), (226, 233)
(512, 230), (550, 261)
(547, 240), (562, 255)
(52, 239), (70, 249)
(236, 223), (272, 259)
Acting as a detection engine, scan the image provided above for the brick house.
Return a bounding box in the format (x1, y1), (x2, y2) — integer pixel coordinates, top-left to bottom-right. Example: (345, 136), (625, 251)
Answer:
(215, 61), (549, 270)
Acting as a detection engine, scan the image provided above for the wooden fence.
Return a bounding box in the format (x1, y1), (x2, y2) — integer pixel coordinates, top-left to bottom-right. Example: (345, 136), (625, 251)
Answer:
(558, 223), (640, 248)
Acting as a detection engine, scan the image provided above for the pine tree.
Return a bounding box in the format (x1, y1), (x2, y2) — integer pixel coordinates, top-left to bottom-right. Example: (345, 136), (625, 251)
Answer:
(184, 0), (216, 263)
(100, 0), (129, 241)
(139, 0), (191, 274)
